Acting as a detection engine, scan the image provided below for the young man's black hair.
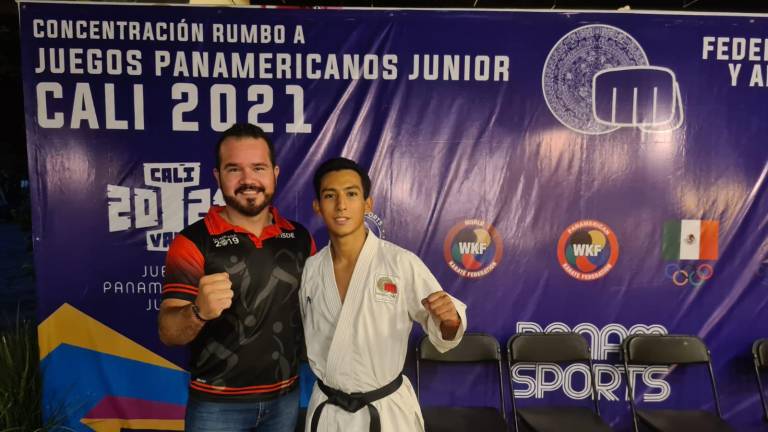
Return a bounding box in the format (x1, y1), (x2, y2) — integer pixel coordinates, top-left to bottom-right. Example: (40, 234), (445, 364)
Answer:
(312, 157), (371, 200)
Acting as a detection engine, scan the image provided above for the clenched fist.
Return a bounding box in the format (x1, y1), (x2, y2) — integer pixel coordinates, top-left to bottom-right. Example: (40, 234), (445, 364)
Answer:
(421, 291), (461, 338)
(195, 272), (234, 320)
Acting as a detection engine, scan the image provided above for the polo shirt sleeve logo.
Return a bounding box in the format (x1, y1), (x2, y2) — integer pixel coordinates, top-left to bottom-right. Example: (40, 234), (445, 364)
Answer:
(212, 233), (240, 248)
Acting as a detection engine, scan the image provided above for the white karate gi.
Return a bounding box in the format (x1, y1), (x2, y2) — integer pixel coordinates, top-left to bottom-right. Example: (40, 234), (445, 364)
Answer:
(300, 232), (467, 432)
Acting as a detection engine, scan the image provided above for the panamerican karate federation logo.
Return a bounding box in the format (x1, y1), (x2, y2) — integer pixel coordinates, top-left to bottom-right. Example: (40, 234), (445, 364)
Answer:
(106, 162), (223, 252)
(557, 220), (619, 281)
(444, 219), (503, 279)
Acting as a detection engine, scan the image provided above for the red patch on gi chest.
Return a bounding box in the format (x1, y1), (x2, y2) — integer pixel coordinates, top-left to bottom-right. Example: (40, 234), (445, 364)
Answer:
(383, 283), (397, 294)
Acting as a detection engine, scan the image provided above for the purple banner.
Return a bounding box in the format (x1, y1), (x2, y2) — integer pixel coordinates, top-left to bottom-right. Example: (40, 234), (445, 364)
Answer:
(20, 2), (768, 430)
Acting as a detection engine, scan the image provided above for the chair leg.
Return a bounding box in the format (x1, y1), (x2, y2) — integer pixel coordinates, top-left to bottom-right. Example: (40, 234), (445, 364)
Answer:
(755, 360), (768, 423)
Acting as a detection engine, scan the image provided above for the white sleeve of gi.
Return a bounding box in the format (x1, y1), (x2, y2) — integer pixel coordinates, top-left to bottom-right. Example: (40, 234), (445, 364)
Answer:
(404, 252), (468, 353)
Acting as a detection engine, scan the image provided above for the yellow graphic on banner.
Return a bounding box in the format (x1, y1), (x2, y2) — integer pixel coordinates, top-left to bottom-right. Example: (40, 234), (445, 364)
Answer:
(81, 418), (184, 432)
(38, 303), (183, 371)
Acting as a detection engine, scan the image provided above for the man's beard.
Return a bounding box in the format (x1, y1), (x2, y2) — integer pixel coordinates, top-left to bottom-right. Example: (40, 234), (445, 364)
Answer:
(223, 184), (274, 217)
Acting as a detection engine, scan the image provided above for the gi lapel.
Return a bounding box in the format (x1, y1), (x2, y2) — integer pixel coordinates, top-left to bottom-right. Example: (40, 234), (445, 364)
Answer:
(320, 246), (342, 320)
(323, 232), (379, 389)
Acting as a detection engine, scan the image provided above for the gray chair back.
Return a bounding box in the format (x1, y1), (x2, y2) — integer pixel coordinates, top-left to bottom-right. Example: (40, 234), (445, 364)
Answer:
(420, 332), (501, 363)
(416, 332), (506, 420)
(625, 334), (710, 365)
(506, 332), (600, 432)
(509, 332), (591, 363)
(622, 334), (723, 432)
(752, 339), (768, 422)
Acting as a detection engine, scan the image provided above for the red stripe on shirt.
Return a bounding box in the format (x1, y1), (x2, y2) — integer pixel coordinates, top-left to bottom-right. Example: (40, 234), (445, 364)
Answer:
(190, 376), (298, 395)
(162, 283), (198, 296)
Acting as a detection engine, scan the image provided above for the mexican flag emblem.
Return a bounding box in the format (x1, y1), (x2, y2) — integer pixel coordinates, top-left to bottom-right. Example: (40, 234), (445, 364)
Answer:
(662, 219), (719, 261)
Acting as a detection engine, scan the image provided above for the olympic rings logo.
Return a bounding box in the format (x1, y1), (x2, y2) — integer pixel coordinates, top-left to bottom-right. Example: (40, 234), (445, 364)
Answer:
(665, 263), (714, 287)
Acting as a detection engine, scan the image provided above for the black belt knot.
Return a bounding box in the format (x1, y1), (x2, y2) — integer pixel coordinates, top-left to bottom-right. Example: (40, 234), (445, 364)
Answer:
(310, 375), (403, 432)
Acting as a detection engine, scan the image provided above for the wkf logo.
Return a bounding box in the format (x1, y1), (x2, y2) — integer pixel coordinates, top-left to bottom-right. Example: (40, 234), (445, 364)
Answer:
(106, 163), (223, 252)
(557, 220), (619, 281)
(443, 219), (503, 279)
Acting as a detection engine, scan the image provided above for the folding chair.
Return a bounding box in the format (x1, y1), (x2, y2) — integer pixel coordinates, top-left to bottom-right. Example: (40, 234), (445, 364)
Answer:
(507, 332), (611, 432)
(752, 339), (768, 422)
(416, 332), (507, 432)
(622, 334), (733, 432)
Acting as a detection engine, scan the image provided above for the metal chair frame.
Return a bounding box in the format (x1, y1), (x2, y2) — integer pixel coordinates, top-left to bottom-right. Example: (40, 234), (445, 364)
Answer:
(622, 334), (724, 432)
(507, 332), (602, 432)
(752, 339), (768, 422)
(415, 332), (507, 421)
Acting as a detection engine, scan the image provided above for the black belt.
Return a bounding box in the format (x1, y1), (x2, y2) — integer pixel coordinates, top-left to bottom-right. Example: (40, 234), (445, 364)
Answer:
(310, 375), (403, 432)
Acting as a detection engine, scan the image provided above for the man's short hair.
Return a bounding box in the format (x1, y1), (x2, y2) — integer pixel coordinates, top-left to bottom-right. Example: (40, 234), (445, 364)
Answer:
(215, 123), (275, 169)
(313, 157), (371, 200)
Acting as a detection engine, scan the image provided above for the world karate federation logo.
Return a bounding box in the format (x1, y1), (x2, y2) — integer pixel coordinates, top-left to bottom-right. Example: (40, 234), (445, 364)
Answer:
(444, 219), (503, 279)
(557, 220), (619, 281)
(543, 24), (684, 135)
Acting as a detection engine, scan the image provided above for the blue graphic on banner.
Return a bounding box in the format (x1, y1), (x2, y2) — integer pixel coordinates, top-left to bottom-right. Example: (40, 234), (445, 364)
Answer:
(19, 2), (768, 430)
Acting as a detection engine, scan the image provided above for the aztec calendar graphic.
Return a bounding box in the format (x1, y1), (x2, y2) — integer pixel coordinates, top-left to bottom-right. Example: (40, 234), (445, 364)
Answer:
(542, 24), (649, 134)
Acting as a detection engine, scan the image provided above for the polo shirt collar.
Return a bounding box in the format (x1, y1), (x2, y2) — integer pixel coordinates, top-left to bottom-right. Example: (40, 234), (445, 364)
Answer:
(204, 205), (294, 247)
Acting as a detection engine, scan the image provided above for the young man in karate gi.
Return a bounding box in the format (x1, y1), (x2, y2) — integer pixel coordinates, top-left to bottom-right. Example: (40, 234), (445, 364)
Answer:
(300, 157), (468, 432)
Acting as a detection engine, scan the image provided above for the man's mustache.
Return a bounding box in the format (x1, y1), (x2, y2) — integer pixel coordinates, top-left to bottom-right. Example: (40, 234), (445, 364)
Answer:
(235, 185), (265, 194)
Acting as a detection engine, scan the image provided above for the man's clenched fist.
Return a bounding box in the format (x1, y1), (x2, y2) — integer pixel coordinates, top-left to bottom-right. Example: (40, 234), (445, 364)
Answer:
(195, 272), (234, 320)
(421, 291), (461, 339)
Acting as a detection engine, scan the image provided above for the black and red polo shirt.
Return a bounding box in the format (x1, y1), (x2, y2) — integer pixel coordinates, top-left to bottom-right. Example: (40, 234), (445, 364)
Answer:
(162, 205), (315, 401)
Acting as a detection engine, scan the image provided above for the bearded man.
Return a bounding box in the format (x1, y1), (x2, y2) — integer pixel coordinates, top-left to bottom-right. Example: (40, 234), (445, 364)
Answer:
(158, 123), (315, 432)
